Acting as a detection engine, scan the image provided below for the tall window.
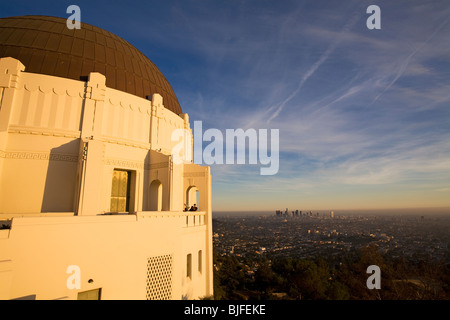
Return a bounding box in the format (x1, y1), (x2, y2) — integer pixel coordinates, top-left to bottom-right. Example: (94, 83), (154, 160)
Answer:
(186, 254), (192, 279)
(110, 170), (130, 212)
(198, 250), (202, 274)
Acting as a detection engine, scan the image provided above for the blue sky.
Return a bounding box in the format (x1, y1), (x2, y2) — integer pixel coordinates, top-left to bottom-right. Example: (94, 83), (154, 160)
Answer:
(1, 0), (449, 212)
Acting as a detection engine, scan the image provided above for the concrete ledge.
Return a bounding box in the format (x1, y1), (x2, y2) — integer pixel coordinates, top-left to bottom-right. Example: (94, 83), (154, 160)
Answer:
(8, 214), (137, 227)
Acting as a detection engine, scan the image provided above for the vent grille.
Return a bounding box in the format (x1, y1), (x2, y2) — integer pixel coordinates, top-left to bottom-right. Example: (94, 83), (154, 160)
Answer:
(146, 254), (173, 300)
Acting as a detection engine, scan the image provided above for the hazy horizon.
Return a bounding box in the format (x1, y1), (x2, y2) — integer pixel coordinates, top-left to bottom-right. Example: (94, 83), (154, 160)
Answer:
(213, 206), (450, 217)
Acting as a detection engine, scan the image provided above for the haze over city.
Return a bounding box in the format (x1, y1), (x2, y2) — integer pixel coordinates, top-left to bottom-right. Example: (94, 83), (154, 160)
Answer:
(1, 0), (449, 212)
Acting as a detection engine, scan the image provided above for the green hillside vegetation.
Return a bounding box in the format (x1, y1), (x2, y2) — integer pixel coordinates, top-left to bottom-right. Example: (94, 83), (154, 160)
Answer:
(213, 246), (450, 300)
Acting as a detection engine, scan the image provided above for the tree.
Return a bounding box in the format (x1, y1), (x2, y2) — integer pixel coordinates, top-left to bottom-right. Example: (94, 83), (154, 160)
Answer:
(290, 259), (329, 300)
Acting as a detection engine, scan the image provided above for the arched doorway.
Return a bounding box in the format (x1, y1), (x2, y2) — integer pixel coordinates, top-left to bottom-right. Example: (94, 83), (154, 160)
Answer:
(186, 186), (199, 211)
(149, 180), (162, 211)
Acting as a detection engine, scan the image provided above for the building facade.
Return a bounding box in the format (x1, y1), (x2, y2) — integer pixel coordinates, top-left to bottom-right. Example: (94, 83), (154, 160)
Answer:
(0, 16), (213, 300)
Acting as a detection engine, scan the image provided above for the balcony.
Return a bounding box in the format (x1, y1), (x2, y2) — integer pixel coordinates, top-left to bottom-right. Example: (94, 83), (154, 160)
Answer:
(135, 211), (206, 228)
(183, 211), (206, 227)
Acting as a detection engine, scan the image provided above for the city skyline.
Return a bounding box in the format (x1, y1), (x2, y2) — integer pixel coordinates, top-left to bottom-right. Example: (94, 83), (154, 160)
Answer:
(1, 0), (449, 212)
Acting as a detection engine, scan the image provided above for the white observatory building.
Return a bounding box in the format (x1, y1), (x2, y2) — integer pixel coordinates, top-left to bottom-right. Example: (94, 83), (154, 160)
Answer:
(0, 15), (213, 300)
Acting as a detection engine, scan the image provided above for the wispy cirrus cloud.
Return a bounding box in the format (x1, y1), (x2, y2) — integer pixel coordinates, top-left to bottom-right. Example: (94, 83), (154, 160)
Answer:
(164, 1), (450, 209)
(1, 0), (448, 211)
(103, 0), (450, 210)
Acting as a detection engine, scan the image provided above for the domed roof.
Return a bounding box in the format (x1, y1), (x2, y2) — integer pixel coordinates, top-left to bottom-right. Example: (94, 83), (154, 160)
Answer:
(0, 15), (182, 115)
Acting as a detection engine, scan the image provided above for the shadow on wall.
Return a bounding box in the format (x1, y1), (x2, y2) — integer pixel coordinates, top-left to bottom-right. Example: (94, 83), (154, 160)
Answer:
(12, 294), (36, 300)
(144, 149), (170, 212)
(143, 151), (150, 211)
(41, 140), (80, 213)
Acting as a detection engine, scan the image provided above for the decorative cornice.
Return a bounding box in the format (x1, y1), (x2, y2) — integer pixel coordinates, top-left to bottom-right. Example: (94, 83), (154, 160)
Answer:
(106, 97), (152, 115)
(23, 83), (85, 98)
(104, 158), (169, 171)
(8, 126), (81, 139)
(149, 162), (169, 170)
(183, 172), (206, 177)
(99, 136), (150, 150)
(0, 150), (78, 162)
(105, 158), (145, 170)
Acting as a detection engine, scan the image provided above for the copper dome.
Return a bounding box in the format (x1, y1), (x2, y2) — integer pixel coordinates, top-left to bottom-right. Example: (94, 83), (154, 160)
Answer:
(0, 15), (182, 115)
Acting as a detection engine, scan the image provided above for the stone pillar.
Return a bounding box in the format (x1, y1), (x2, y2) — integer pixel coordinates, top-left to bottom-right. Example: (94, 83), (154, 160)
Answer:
(81, 72), (106, 139)
(0, 58), (25, 212)
(180, 113), (193, 163)
(76, 72), (106, 215)
(0, 57), (25, 149)
(149, 93), (164, 150)
(204, 166), (214, 297)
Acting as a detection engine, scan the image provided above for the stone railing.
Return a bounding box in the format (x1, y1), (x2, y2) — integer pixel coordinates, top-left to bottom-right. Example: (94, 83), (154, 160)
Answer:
(183, 211), (206, 227)
(135, 211), (206, 228)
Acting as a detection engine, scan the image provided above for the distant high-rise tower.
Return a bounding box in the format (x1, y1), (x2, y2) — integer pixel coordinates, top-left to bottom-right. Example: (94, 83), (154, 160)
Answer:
(330, 211), (334, 218)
